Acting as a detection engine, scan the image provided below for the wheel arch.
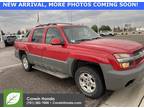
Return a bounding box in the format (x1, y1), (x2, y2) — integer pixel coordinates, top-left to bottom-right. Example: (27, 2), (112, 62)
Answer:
(71, 59), (105, 86)
(18, 50), (27, 60)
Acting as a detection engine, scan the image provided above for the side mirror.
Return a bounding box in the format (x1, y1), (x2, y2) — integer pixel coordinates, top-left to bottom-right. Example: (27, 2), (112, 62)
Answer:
(50, 38), (64, 45)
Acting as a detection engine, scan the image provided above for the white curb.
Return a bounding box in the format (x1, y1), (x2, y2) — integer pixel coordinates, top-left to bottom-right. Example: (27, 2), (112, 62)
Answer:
(101, 79), (144, 107)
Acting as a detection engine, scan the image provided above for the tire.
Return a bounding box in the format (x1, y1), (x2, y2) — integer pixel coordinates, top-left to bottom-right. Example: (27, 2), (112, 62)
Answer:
(75, 66), (105, 98)
(100, 34), (104, 37)
(4, 41), (8, 46)
(110, 34), (114, 36)
(21, 54), (32, 72)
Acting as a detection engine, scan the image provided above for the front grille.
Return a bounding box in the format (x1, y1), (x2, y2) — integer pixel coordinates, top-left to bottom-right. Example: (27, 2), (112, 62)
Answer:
(133, 48), (143, 56)
(133, 48), (144, 64)
(135, 57), (144, 64)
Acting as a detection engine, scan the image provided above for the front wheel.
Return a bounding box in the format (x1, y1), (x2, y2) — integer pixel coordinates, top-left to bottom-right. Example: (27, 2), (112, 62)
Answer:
(21, 54), (32, 72)
(75, 66), (105, 98)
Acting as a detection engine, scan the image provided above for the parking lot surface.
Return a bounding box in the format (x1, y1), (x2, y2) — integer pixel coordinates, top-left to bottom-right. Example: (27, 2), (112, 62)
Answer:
(0, 47), (20, 68)
(0, 35), (144, 106)
(0, 47), (111, 107)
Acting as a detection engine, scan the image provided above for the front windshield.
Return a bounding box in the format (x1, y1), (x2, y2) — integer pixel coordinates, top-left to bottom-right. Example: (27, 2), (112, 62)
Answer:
(64, 26), (100, 43)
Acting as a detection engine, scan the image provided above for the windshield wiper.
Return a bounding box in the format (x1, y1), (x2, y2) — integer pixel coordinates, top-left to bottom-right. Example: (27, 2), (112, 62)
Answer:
(74, 37), (102, 43)
(91, 37), (102, 40)
(76, 38), (92, 42)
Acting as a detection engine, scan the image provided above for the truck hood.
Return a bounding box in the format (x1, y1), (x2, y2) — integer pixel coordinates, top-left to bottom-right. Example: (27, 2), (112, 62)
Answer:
(73, 39), (143, 54)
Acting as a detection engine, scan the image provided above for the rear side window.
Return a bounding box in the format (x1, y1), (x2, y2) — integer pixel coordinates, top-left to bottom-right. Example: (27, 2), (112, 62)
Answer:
(46, 28), (62, 44)
(32, 28), (44, 43)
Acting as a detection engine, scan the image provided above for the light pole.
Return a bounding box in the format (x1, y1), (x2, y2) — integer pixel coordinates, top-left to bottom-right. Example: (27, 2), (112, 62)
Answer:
(37, 12), (40, 25)
(0, 28), (5, 48)
(0, 28), (2, 42)
(97, 16), (100, 34)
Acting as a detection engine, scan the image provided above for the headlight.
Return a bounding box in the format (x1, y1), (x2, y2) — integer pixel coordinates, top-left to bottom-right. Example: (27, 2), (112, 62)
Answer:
(114, 54), (132, 69)
(142, 49), (144, 53)
(114, 54), (131, 59)
(113, 49), (144, 69)
(114, 54), (132, 62)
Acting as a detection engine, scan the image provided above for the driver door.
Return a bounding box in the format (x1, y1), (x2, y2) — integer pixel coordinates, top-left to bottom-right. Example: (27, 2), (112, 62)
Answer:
(42, 27), (69, 73)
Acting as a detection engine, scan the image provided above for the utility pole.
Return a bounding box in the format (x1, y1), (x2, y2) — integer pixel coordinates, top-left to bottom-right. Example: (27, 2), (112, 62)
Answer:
(97, 16), (100, 34)
(0, 28), (2, 42)
(70, 11), (72, 24)
(37, 12), (40, 25)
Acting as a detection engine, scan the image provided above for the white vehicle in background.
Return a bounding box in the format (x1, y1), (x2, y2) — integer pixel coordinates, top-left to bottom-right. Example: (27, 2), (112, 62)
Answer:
(16, 32), (29, 40)
(3, 34), (17, 46)
(100, 31), (115, 36)
(16, 34), (25, 39)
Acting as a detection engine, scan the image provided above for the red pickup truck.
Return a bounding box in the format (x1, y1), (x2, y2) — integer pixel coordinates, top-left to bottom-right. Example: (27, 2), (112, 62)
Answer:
(15, 23), (144, 98)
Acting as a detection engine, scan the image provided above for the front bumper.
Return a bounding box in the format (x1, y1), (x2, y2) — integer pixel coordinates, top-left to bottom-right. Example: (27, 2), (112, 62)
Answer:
(100, 62), (144, 90)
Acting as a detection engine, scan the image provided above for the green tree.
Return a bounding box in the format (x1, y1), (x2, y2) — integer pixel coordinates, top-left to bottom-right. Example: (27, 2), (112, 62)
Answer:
(17, 30), (21, 35)
(99, 25), (112, 32)
(91, 25), (98, 33)
(21, 30), (25, 34)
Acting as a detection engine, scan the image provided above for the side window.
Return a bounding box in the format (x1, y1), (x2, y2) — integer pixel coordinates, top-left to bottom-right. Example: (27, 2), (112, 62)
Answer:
(32, 28), (44, 43)
(46, 28), (62, 44)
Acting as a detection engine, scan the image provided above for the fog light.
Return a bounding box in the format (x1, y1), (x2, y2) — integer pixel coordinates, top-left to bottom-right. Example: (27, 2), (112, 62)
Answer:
(120, 62), (130, 69)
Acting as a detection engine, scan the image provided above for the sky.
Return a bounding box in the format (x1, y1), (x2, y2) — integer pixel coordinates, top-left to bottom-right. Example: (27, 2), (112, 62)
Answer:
(0, 10), (144, 33)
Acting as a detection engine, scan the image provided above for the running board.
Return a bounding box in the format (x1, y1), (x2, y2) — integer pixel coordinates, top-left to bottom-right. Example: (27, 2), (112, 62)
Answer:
(32, 66), (70, 79)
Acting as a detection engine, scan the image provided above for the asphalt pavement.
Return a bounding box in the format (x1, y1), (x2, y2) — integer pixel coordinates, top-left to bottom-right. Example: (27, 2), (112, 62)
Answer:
(0, 47), (111, 107)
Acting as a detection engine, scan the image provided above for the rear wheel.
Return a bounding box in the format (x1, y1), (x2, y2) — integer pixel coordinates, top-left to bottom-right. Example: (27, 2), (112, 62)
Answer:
(75, 66), (105, 98)
(21, 54), (32, 72)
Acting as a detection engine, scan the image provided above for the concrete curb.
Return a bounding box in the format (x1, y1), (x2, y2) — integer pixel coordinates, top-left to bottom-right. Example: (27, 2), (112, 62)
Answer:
(0, 41), (5, 48)
(100, 78), (144, 107)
